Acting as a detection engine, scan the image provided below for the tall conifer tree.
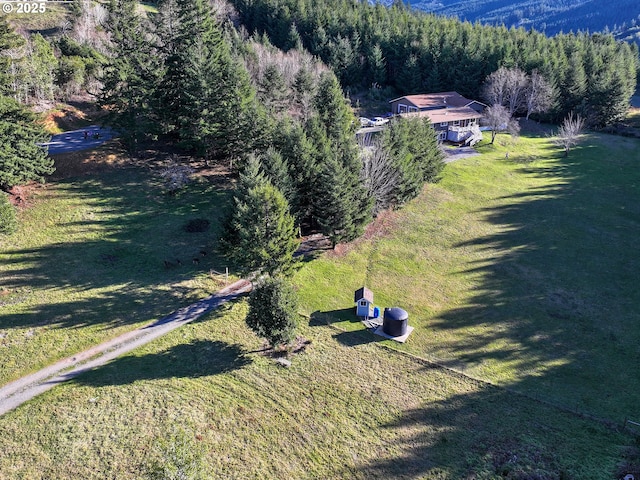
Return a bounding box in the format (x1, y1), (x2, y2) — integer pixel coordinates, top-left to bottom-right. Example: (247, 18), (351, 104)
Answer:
(99, 0), (159, 153)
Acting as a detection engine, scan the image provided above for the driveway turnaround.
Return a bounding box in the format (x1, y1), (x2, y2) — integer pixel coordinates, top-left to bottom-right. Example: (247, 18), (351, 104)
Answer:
(42, 125), (114, 155)
(0, 279), (252, 417)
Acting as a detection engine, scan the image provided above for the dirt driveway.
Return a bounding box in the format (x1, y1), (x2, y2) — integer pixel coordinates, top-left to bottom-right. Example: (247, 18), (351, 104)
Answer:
(0, 279), (252, 416)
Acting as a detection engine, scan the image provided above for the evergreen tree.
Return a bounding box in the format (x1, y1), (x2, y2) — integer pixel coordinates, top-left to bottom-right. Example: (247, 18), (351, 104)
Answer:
(292, 66), (315, 120)
(222, 159), (298, 277)
(396, 54), (422, 94)
(561, 53), (588, 116)
(380, 117), (444, 204)
(260, 148), (294, 204)
(246, 277), (299, 348)
(155, 0), (262, 163)
(99, 0), (159, 153)
(381, 122), (423, 205)
(285, 23), (303, 51)
(311, 73), (371, 240)
(0, 18), (25, 96)
(0, 95), (53, 190)
(276, 121), (319, 226)
(315, 152), (359, 248)
(313, 72), (356, 142)
(258, 64), (289, 114)
(367, 44), (387, 86)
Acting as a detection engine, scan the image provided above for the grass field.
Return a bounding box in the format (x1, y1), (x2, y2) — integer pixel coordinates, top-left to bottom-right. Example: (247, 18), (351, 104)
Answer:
(0, 130), (639, 478)
(0, 147), (234, 385)
(297, 130), (640, 425)
(0, 302), (635, 479)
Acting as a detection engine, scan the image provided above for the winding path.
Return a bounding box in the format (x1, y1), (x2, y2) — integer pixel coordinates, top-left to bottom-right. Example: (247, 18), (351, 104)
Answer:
(0, 279), (252, 416)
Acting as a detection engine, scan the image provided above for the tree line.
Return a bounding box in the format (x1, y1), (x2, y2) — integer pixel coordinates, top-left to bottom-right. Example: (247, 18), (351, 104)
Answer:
(1, 0), (445, 251)
(231, 0), (638, 127)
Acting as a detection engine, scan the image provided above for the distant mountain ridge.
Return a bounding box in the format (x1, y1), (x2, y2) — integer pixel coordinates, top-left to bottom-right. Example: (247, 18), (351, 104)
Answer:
(377, 0), (640, 38)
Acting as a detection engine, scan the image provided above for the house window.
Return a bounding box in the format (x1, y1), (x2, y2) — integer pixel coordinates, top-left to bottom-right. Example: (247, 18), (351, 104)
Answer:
(360, 300), (367, 306)
(438, 131), (447, 141)
(453, 120), (460, 126)
(408, 106), (418, 113)
(440, 122), (448, 127)
(398, 104), (408, 114)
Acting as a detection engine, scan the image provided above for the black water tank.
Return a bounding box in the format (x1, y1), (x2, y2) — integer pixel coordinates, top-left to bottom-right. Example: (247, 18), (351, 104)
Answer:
(383, 307), (408, 337)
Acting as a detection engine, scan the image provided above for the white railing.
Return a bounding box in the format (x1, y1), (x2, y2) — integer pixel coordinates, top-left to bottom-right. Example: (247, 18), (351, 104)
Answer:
(448, 124), (477, 132)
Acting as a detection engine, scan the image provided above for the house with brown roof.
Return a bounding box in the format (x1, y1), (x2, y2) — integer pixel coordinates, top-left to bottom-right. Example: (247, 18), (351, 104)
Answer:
(389, 92), (485, 145)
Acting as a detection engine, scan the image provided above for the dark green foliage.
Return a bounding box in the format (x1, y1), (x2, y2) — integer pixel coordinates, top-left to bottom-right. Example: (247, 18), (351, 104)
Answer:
(309, 73), (372, 242)
(259, 148), (295, 204)
(274, 121), (319, 225)
(366, 44), (387, 86)
(313, 72), (356, 142)
(56, 36), (96, 58)
(0, 96), (53, 190)
(0, 18), (25, 95)
(153, 0), (263, 162)
(183, 218), (210, 233)
(221, 158), (298, 277)
(0, 192), (17, 235)
(230, 0), (638, 126)
(315, 152), (361, 247)
(258, 64), (289, 114)
(246, 276), (299, 348)
(381, 117), (444, 205)
(55, 38), (103, 99)
(99, 0), (160, 153)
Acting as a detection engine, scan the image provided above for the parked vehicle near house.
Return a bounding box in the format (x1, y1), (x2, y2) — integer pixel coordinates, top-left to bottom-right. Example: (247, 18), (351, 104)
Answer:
(370, 116), (389, 126)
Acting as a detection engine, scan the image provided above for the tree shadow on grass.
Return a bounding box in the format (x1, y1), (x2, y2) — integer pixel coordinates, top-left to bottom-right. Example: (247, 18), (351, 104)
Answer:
(350, 382), (633, 479)
(344, 137), (640, 479)
(430, 140), (640, 420)
(74, 340), (251, 386)
(310, 309), (381, 346)
(309, 308), (359, 327)
(0, 167), (234, 332)
(333, 329), (381, 347)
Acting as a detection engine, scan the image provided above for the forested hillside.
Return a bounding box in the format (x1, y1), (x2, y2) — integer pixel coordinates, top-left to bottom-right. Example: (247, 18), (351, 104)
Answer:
(380, 0), (640, 38)
(232, 0), (638, 126)
(1, 0), (446, 243)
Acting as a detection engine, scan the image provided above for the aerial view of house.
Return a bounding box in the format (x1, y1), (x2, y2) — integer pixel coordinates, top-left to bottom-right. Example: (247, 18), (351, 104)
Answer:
(390, 91), (485, 145)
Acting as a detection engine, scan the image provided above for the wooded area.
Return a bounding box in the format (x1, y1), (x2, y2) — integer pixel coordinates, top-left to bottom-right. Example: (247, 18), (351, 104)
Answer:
(232, 0), (638, 126)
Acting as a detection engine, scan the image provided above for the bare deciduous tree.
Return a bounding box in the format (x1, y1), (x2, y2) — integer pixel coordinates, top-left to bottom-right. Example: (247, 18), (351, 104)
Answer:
(243, 41), (327, 120)
(360, 142), (400, 214)
(482, 104), (511, 144)
(554, 112), (585, 157)
(525, 70), (554, 120)
(482, 66), (529, 116)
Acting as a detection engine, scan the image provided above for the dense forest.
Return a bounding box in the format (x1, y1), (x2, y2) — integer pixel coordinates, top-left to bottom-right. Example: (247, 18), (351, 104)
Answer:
(380, 0), (640, 39)
(232, 0), (638, 126)
(1, 0), (638, 243)
(0, 0), (445, 246)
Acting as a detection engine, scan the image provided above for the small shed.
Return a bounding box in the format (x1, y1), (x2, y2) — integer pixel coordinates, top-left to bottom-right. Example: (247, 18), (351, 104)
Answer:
(354, 287), (374, 318)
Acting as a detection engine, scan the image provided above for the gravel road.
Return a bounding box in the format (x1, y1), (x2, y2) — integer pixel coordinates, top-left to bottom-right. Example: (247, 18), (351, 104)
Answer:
(0, 279), (252, 416)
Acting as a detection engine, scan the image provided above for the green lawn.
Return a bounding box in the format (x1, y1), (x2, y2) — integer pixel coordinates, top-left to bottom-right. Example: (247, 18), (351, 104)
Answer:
(0, 157), (234, 384)
(0, 131), (639, 478)
(296, 131), (640, 424)
(0, 302), (634, 479)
